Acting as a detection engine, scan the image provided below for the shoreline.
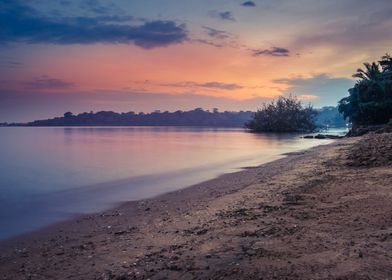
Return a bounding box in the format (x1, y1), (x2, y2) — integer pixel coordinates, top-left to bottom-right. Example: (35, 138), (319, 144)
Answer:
(1, 135), (392, 279)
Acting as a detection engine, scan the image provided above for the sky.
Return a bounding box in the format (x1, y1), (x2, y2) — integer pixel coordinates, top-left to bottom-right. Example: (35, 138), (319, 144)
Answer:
(1, 0), (391, 122)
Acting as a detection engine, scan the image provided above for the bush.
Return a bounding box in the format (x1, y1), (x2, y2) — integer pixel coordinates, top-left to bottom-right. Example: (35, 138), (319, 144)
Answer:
(245, 96), (317, 132)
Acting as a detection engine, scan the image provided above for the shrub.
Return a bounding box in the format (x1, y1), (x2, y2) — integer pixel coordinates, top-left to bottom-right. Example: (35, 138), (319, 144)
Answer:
(245, 96), (317, 132)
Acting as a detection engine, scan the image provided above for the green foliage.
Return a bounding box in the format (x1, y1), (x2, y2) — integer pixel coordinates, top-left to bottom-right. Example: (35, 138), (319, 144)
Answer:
(338, 53), (392, 127)
(246, 96), (317, 132)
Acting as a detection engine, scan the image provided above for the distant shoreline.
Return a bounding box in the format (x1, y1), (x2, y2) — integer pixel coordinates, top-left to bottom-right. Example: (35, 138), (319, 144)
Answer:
(1, 106), (346, 128)
(1, 124), (248, 128)
(0, 124), (348, 132)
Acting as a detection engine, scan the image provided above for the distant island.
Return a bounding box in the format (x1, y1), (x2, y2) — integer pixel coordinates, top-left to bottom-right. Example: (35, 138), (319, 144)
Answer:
(3, 106), (346, 128)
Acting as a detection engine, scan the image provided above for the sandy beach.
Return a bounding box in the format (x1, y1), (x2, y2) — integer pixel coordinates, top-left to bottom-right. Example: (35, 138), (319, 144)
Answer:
(1, 133), (392, 280)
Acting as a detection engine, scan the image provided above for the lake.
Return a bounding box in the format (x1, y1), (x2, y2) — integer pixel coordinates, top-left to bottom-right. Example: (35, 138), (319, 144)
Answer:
(0, 127), (339, 239)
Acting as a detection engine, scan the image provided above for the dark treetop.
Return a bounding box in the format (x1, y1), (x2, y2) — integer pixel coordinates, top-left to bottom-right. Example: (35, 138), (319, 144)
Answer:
(338, 53), (392, 128)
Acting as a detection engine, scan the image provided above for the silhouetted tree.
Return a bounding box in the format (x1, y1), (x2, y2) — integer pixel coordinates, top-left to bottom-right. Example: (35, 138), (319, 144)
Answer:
(246, 96), (317, 132)
(64, 112), (73, 118)
(352, 62), (382, 81)
(338, 53), (392, 128)
(379, 53), (392, 73)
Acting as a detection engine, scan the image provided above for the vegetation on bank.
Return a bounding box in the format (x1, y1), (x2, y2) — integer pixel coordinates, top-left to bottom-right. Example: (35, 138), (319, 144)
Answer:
(25, 109), (253, 127)
(1, 106), (344, 128)
(245, 96), (318, 132)
(338, 53), (392, 129)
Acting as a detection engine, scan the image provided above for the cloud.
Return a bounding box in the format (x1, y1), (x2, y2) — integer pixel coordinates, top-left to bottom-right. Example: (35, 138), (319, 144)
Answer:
(196, 82), (243, 90)
(252, 47), (290, 57)
(193, 39), (224, 48)
(195, 27), (242, 49)
(79, 0), (116, 14)
(274, 74), (355, 106)
(209, 11), (236, 22)
(0, 1), (188, 48)
(241, 1), (256, 7)
(0, 59), (22, 69)
(145, 81), (244, 91)
(292, 5), (392, 51)
(219, 11), (236, 21)
(24, 76), (76, 90)
(202, 27), (230, 40)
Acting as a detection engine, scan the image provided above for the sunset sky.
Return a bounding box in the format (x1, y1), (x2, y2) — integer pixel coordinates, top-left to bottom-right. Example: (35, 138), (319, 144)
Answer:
(1, 0), (391, 122)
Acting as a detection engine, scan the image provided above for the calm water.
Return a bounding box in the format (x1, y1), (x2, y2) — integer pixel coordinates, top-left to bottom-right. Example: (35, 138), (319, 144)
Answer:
(0, 127), (337, 239)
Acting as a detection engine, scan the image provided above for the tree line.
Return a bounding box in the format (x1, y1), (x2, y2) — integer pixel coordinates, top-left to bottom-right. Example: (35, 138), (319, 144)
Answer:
(4, 107), (344, 128)
(26, 109), (253, 127)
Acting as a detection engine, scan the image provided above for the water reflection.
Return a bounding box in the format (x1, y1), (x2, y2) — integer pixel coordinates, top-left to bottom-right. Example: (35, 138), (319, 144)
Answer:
(0, 127), (338, 239)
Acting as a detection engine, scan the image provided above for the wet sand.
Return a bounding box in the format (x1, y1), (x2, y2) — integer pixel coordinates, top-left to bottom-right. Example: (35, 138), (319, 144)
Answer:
(1, 134), (392, 279)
